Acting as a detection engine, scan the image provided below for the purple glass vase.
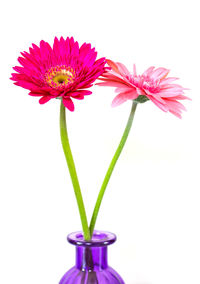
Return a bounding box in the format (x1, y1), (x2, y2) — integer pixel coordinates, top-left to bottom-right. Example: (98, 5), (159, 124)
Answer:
(59, 230), (125, 284)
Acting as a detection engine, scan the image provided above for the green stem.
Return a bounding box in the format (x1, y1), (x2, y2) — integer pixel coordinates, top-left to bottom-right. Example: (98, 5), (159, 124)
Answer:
(89, 101), (137, 236)
(60, 101), (90, 240)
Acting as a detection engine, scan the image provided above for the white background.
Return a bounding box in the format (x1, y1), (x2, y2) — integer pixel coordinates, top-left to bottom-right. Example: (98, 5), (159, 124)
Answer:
(0, 0), (199, 283)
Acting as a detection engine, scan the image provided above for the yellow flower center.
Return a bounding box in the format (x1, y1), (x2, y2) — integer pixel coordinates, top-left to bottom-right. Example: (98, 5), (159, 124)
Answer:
(52, 70), (74, 84)
(45, 66), (75, 89)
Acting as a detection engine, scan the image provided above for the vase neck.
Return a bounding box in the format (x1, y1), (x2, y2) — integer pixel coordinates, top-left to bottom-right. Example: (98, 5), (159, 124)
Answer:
(76, 246), (108, 270)
(67, 231), (116, 271)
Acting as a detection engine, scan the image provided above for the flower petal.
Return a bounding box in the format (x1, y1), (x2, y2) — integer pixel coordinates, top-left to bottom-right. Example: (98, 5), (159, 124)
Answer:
(169, 109), (182, 118)
(116, 62), (130, 76)
(112, 90), (138, 107)
(39, 96), (52, 104)
(133, 64), (137, 76)
(63, 98), (75, 111)
(147, 95), (169, 112)
(142, 66), (155, 77)
(151, 67), (170, 80)
(96, 81), (129, 88)
(106, 59), (120, 74)
(111, 93), (128, 107)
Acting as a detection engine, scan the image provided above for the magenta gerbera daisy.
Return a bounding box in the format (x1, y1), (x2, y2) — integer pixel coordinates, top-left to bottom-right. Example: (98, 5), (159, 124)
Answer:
(11, 37), (106, 111)
(97, 59), (190, 118)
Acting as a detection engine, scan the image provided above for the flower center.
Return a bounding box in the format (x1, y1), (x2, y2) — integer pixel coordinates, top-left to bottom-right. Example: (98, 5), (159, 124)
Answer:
(45, 65), (75, 89)
(130, 75), (161, 93)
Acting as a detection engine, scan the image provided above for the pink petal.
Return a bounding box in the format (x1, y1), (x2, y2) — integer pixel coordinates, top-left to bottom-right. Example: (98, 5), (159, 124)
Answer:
(133, 64), (137, 76)
(125, 90), (139, 100)
(147, 96), (169, 112)
(160, 84), (184, 91)
(111, 90), (138, 107)
(169, 110), (182, 119)
(144, 90), (167, 105)
(164, 99), (187, 111)
(115, 87), (136, 94)
(96, 81), (128, 88)
(158, 91), (184, 98)
(172, 95), (191, 100)
(142, 66), (155, 77)
(151, 67), (170, 80)
(99, 73), (128, 84)
(106, 59), (120, 74)
(159, 77), (179, 85)
(111, 93), (129, 107)
(116, 62), (130, 76)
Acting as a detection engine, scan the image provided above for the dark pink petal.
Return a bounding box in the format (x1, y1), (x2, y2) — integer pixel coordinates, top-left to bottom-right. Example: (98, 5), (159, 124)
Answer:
(13, 79), (40, 91)
(70, 90), (92, 98)
(29, 91), (44, 97)
(39, 40), (53, 69)
(71, 40), (79, 58)
(71, 94), (84, 100)
(59, 37), (66, 57)
(69, 37), (75, 52)
(63, 98), (75, 111)
(29, 89), (52, 97)
(53, 37), (60, 54)
(83, 48), (97, 67)
(39, 96), (52, 104)
(20, 52), (39, 69)
(77, 90), (92, 96)
(93, 57), (106, 67)
(79, 43), (92, 61)
(75, 83), (93, 89)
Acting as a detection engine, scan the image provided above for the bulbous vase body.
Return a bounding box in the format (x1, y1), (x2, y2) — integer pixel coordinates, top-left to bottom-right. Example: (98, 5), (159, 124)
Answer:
(59, 231), (125, 284)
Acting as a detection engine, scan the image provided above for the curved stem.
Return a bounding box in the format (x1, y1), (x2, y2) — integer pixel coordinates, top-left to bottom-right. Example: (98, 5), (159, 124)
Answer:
(60, 101), (90, 240)
(89, 101), (137, 236)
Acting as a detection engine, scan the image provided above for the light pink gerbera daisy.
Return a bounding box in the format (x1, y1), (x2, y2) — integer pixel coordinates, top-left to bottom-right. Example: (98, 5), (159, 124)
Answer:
(97, 59), (190, 118)
(11, 37), (106, 111)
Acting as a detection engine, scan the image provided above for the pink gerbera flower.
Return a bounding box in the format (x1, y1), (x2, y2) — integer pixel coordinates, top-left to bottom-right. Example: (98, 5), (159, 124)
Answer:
(11, 37), (106, 111)
(97, 59), (190, 118)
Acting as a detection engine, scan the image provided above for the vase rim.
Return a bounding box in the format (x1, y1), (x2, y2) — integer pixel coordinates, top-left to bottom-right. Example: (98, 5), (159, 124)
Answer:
(67, 230), (117, 247)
